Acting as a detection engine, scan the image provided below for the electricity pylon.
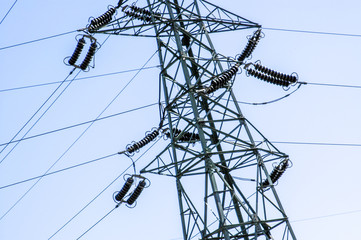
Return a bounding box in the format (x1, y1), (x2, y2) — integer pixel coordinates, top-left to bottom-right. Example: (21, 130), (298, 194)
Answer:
(89, 0), (297, 239)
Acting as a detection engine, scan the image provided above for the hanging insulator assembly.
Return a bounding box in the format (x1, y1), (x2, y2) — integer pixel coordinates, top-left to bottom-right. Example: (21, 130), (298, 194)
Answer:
(262, 158), (289, 188)
(65, 35), (97, 71)
(88, 7), (116, 32)
(122, 4), (160, 23)
(237, 28), (262, 63)
(165, 128), (200, 143)
(254, 62), (298, 84)
(126, 179), (146, 205)
(126, 129), (159, 154)
(115, 177), (134, 202)
(68, 37), (86, 66)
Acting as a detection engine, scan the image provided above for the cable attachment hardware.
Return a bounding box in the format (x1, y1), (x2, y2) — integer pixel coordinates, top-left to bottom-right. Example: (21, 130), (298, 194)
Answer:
(88, 7), (116, 33)
(64, 35), (98, 71)
(165, 128), (200, 143)
(238, 28), (263, 63)
(245, 61), (298, 88)
(126, 128), (160, 154)
(198, 63), (240, 94)
(122, 4), (160, 23)
(261, 158), (290, 188)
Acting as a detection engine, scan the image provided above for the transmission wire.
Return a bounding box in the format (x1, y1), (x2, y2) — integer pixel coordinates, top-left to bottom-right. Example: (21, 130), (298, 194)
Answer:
(270, 141), (361, 147)
(0, 153), (118, 190)
(48, 137), (161, 239)
(0, 30), (77, 51)
(306, 82), (361, 89)
(263, 27), (361, 38)
(0, 35), (113, 221)
(0, 48), (158, 222)
(76, 207), (118, 240)
(0, 66), (160, 93)
(1, 26), (360, 52)
(0, 102), (159, 147)
(0, 69), (80, 165)
(291, 209), (361, 223)
(0, 0), (18, 25)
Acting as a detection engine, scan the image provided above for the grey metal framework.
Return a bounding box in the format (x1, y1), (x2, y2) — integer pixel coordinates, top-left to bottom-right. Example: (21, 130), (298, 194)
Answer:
(91, 0), (297, 239)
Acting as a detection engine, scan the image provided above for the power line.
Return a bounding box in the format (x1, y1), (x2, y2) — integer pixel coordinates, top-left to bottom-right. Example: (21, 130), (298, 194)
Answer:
(305, 82), (361, 89)
(0, 153), (118, 190)
(263, 27), (361, 38)
(0, 66), (160, 93)
(77, 206), (117, 240)
(48, 137), (160, 239)
(0, 30), (77, 51)
(0, 49), (157, 223)
(270, 141), (361, 147)
(292, 209), (361, 223)
(1, 26), (360, 53)
(0, 102), (158, 147)
(0, 36), (111, 221)
(0, 69), (80, 165)
(2, 74), (361, 96)
(0, 0), (18, 25)
(0, 72), (81, 222)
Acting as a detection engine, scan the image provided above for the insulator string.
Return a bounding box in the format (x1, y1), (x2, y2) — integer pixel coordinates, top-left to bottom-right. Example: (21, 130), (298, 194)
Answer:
(262, 158), (289, 188)
(126, 129), (160, 154)
(199, 63), (240, 94)
(88, 7), (116, 32)
(126, 179), (146, 205)
(165, 128), (200, 143)
(238, 28), (262, 63)
(245, 61), (299, 88)
(122, 4), (160, 23)
(114, 177), (134, 202)
(254, 62), (298, 84)
(68, 37), (85, 66)
(246, 68), (291, 87)
(80, 41), (97, 70)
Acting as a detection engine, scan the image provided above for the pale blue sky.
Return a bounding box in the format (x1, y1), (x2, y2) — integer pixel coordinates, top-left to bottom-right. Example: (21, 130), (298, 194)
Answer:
(0, 0), (360, 239)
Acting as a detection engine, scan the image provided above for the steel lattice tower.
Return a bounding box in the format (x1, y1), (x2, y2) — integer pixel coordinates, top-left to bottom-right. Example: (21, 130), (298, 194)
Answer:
(90, 0), (297, 239)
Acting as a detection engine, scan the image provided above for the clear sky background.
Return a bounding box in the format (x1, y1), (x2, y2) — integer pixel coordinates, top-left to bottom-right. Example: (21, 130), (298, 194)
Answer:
(0, 0), (360, 239)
